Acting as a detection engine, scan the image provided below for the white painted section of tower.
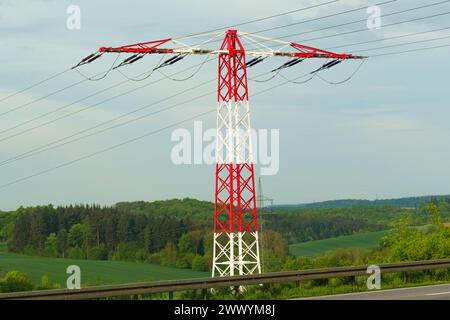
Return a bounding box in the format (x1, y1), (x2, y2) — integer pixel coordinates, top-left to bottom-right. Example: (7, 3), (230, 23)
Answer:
(212, 97), (261, 279)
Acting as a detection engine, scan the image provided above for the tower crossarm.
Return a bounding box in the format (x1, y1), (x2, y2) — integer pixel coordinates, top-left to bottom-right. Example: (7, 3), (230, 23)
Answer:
(99, 43), (365, 59)
(75, 30), (365, 70)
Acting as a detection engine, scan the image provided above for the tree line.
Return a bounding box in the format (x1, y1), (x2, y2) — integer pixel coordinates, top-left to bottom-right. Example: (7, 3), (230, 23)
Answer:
(2, 199), (450, 295)
(4, 197), (450, 274)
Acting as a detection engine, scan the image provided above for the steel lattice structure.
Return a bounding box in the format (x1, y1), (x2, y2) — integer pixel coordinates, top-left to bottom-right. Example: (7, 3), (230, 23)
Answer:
(75, 29), (365, 280)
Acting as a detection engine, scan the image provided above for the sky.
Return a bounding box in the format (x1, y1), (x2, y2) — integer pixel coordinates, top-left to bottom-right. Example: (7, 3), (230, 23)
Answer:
(0, 0), (450, 210)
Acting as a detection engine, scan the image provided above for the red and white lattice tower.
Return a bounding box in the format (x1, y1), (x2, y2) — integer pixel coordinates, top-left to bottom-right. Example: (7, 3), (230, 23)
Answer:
(79, 29), (364, 279)
(213, 30), (260, 277)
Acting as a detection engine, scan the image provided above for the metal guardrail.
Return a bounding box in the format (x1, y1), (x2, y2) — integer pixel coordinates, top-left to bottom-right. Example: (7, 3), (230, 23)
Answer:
(1, 258), (450, 300)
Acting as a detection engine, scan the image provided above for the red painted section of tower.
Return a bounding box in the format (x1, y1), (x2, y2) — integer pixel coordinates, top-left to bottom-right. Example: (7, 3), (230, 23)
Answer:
(214, 30), (258, 235)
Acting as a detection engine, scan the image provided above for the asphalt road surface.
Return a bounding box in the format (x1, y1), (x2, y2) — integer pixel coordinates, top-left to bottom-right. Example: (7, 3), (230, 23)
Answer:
(298, 283), (450, 300)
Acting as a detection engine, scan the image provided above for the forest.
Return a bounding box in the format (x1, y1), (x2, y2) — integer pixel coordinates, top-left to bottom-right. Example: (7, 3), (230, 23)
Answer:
(1, 197), (450, 276)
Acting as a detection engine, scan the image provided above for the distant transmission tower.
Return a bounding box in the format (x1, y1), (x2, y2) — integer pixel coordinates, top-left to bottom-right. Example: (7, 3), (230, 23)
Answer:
(257, 177), (274, 273)
(74, 29), (364, 279)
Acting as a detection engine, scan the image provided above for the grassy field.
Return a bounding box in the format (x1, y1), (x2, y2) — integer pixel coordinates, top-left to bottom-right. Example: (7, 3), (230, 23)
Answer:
(0, 243), (208, 287)
(289, 230), (387, 258)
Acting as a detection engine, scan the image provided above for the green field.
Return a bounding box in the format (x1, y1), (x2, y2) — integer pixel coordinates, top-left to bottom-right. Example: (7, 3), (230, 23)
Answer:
(0, 244), (208, 287)
(289, 230), (387, 258)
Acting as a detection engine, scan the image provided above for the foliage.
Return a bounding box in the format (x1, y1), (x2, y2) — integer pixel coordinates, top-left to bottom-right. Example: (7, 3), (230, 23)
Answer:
(378, 204), (450, 262)
(6, 202), (200, 264)
(0, 211), (16, 242)
(0, 271), (34, 293)
(289, 230), (387, 258)
(115, 198), (214, 221)
(37, 275), (59, 290)
(264, 209), (384, 244)
(275, 195), (450, 209)
(191, 255), (209, 272)
(2, 197), (450, 280)
(160, 242), (178, 267)
(110, 242), (141, 262)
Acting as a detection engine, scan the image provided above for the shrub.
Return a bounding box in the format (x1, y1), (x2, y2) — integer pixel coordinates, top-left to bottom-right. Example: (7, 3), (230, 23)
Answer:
(146, 252), (161, 264)
(176, 253), (195, 269)
(37, 275), (60, 290)
(87, 245), (108, 260)
(0, 271), (34, 293)
(192, 255), (209, 272)
(111, 242), (140, 262)
(134, 249), (148, 262)
(67, 246), (85, 259)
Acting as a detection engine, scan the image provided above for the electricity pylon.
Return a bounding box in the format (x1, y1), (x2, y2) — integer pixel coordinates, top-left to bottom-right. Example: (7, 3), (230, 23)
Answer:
(257, 177), (273, 273)
(74, 29), (365, 279)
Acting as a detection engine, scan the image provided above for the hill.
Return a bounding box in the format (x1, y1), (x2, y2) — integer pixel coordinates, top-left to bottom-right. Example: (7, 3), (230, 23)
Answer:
(275, 195), (450, 209)
(0, 243), (208, 287)
(115, 198), (213, 221)
(289, 230), (387, 258)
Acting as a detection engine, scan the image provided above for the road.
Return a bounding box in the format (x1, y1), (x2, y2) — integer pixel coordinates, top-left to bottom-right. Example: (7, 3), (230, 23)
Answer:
(297, 283), (450, 300)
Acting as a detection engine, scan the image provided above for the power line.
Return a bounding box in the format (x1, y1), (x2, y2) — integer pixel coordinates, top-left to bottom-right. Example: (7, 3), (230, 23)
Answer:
(204, 0), (449, 48)
(0, 28), (447, 142)
(155, 56), (211, 81)
(325, 26), (450, 50)
(352, 34), (450, 53)
(2, 39), (448, 188)
(252, 3), (450, 51)
(74, 53), (122, 81)
(2, 0), (446, 117)
(0, 6), (341, 121)
(0, 61), (137, 119)
(0, 15), (368, 133)
(0, 59), (360, 169)
(0, 58), (216, 140)
(7, 10), (450, 172)
(0, 70), (324, 189)
(251, 0), (398, 36)
(115, 53), (166, 82)
(200, 0), (398, 47)
(248, 35), (450, 80)
(284, 0), (450, 40)
(0, 58), (349, 167)
(297, 10), (450, 44)
(0, 77), (88, 118)
(173, 0), (341, 40)
(0, 69), (71, 104)
(0, 1), (407, 123)
(369, 42), (450, 57)
(274, 72), (317, 85)
(0, 88), (215, 168)
(252, 34), (449, 85)
(0, 0), (339, 106)
(315, 59), (366, 84)
(166, 2), (450, 65)
(0, 109), (215, 191)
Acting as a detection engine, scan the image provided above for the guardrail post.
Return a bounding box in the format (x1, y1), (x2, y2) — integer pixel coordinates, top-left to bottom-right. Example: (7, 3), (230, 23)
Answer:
(202, 288), (207, 300)
(168, 291), (173, 300)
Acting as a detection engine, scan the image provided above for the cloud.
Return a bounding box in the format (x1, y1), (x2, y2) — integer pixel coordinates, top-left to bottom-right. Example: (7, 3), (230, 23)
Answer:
(340, 105), (399, 115)
(1, 0), (450, 210)
(358, 117), (420, 132)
